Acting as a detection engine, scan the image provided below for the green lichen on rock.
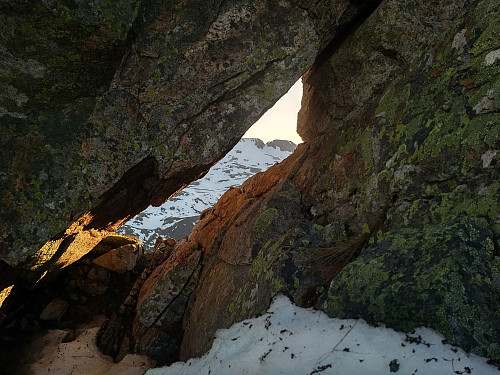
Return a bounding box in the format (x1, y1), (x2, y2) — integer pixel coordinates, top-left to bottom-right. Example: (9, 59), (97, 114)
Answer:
(374, 83), (411, 130)
(226, 231), (289, 324)
(470, 1), (500, 59)
(356, 0), (500, 233)
(254, 208), (279, 241)
(0, 0), (141, 267)
(217, 180), (345, 327)
(401, 181), (500, 230)
(227, 221), (335, 325)
(137, 250), (201, 328)
(6, 0), (139, 109)
(322, 216), (500, 359)
(1, 0), (344, 272)
(317, 3), (500, 360)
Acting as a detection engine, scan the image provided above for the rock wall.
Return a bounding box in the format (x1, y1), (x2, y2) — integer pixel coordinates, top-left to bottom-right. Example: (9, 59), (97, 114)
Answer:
(317, 0), (500, 359)
(1, 0), (375, 273)
(130, 0), (500, 362)
(2, 0), (500, 370)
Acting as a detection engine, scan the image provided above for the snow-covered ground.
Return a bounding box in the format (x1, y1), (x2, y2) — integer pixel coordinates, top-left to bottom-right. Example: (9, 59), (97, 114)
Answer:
(119, 138), (296, 248)
(147, 295), (499, 375)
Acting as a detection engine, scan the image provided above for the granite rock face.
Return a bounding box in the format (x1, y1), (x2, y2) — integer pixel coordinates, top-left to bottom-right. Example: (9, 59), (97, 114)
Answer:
(2, 0), (500, 369)
(323, 216), (500, 359)
(0, 0), (141, 269)
(137, 0), (500, 361)
(315, 0), (500, 359)
(0, 0), (373, 273)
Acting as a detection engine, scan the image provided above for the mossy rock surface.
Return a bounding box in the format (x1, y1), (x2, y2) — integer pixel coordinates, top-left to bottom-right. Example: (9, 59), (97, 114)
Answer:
(137, 250), (201, 328)
(295, 1), (500, 360)
(322, 216), (500, 360)
(1, 0), (365, 270)
(178, 0), (500, 361)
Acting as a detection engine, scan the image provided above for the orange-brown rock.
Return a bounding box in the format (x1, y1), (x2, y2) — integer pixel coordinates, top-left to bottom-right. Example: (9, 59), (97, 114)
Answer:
(93, 243), (144, 274)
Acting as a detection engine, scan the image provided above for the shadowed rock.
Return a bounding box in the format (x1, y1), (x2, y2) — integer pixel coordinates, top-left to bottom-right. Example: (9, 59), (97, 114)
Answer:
(0, 0), (376, 275)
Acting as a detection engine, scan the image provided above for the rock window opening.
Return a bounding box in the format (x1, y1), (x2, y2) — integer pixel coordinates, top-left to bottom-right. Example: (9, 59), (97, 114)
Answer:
(118, 80), (303, 249)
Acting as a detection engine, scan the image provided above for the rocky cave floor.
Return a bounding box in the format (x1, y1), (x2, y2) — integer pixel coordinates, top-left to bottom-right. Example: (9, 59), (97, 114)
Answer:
(0, 239), (156, 374)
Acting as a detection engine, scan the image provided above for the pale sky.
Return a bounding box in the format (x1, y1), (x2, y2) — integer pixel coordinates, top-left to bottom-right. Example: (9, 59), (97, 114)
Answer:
(243, 79), (303, 144)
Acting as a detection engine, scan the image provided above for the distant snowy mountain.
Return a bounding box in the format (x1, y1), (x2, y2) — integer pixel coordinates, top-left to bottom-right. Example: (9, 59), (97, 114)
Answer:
(118, 138), (296, 250)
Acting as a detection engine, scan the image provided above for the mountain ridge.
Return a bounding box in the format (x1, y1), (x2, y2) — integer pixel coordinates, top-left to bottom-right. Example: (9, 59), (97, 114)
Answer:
(118, 138), (297, 249)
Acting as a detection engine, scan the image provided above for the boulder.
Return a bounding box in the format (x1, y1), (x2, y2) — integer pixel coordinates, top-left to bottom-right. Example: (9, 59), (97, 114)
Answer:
(39, 297), (69, 321)
(95, 236), (180, 362)
(322, 216), (500, 359)
(136, 248), (201, 328)
(130, 244), (202, 365)
(93, 243), (144, 274)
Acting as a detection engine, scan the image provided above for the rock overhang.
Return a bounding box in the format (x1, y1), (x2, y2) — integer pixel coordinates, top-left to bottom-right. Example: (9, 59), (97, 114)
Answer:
(1, 0), (377, 273)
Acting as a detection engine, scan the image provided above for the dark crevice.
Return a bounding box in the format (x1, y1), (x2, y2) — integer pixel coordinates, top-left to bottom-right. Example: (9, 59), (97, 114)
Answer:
(313, 0), (383, 69)
(210, 57), (285, 107)
(149, 253), (202, 328)
(208, 70), (248, 93)
(376, 46), (407, 66)
(85, 156), (159, 231)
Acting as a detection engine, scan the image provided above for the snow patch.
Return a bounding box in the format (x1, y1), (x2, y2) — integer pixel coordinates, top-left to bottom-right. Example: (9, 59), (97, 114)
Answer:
(147, 295), (499, 375)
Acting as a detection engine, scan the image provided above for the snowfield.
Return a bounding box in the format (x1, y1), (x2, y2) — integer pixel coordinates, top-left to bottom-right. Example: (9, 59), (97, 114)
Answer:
(147, 295), (499, 375)
(119, 138), (296, 248)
